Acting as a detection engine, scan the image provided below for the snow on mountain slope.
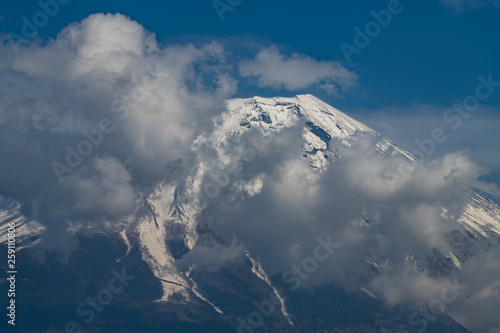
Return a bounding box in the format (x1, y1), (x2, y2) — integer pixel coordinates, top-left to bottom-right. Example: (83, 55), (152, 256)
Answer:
(223, 95), (374, 137)
(458, 190), (500, 241)
(246, 251), (294, 326)
(194, 94), (377, 178)
(0, 201), (45, 250)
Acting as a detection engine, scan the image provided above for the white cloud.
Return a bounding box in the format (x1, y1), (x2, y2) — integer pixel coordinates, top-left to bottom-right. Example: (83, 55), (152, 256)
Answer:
(0, 13), (237, 244)
(441, 0), (500, 13)
(197, 118), (490, 278)
(194, 125), (499, 331)
(70, 157), (136, 217)
(238, 45), (357, 96)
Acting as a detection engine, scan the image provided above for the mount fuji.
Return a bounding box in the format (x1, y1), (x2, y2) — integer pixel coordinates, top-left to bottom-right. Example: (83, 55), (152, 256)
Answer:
(1, 94), (499, 333)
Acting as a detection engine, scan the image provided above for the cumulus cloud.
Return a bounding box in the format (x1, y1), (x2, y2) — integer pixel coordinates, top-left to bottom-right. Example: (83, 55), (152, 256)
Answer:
(238, 46), (358, 96)
(198, 128), (488, 278)
(441, 0), (500, 13)
(0, 13), (358, 252)
(0, 13), (237, 247)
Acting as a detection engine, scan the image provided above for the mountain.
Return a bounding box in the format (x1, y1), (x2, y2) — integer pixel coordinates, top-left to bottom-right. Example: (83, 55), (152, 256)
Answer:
(2, 94), (498, 332)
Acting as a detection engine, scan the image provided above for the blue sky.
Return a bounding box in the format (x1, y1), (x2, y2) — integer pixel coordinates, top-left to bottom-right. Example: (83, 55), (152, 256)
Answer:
(1, 0), (499, 190)
(2, 0), (499, 105)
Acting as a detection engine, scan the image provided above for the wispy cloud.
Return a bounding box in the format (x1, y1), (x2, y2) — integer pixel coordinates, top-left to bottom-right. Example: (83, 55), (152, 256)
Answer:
(352, 104), (500, 174)
(238, 46), (357, 96)
(441, 0), (500, 13)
